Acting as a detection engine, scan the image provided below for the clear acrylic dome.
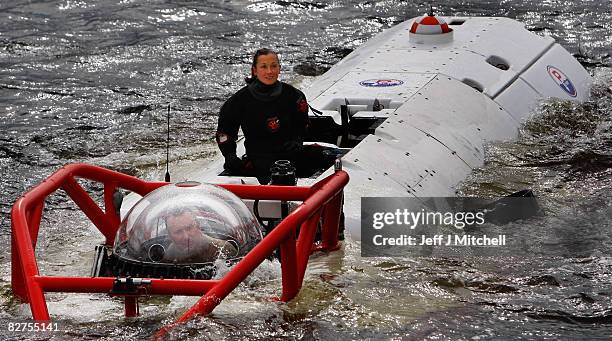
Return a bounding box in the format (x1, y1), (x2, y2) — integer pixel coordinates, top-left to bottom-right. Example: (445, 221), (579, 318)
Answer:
(113, 182), (263, 265)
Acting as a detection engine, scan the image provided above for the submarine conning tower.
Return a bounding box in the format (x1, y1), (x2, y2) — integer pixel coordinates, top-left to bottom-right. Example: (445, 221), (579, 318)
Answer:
(409, 12), (454, 44)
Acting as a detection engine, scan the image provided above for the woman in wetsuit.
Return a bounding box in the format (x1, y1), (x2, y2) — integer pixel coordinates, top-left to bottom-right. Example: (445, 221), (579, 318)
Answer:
(215, 48), (313, 184)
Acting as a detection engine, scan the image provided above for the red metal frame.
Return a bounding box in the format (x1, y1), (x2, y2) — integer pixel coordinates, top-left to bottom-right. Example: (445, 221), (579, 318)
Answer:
(11, 163), (348, 335)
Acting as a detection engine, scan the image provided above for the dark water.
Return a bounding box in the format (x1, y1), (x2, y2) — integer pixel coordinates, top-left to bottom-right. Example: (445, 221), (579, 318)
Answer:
(1, 0), (611, 340)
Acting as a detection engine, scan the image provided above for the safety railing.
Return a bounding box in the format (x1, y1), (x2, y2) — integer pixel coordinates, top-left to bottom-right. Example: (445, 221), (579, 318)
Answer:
(11, 163), (348, 336)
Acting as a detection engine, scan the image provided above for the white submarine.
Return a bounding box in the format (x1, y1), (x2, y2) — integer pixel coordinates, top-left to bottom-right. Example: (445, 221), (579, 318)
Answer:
(123, 13), (592, 242)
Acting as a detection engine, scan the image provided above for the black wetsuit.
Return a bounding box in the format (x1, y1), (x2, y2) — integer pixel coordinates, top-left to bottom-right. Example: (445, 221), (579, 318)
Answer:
(216, 80), (312, 183)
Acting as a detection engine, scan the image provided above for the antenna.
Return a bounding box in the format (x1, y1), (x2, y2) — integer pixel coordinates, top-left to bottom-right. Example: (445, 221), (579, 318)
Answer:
(165, 103), (171, 182)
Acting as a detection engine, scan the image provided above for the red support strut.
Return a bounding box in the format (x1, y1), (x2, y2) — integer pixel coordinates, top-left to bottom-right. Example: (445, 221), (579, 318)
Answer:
(10, 163), (349, 339)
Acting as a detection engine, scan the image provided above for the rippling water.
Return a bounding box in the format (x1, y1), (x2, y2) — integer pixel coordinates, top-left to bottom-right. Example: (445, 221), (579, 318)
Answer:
(1, 0), (611, 340)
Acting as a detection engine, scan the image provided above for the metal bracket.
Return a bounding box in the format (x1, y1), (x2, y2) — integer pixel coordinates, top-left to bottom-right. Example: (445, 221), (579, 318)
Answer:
(110, 277), (152, 296)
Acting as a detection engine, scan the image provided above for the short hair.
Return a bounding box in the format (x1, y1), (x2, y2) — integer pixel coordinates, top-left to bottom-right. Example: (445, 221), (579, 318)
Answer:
(163, 207), (198, 230)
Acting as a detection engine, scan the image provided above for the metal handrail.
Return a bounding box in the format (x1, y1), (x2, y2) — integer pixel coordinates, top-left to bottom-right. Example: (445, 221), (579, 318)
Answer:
(11, 163), (348, 336)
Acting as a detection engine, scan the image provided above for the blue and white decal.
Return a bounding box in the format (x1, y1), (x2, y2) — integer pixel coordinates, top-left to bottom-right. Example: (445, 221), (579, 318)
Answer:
(359, 79), (404, 87)
(547, 65), (577, 98)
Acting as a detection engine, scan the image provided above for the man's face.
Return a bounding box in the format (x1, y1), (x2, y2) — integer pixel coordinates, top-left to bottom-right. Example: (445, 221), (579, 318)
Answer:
(167, 212), (201, 248)
(253, 53), (280, 85)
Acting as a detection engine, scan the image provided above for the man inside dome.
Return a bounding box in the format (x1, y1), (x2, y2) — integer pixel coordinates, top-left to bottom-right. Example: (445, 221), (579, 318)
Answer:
(164, 210), (238, 263)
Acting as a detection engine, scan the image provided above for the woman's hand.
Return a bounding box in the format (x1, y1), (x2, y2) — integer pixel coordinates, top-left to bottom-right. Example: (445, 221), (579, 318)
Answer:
(223, 155), (243, 172)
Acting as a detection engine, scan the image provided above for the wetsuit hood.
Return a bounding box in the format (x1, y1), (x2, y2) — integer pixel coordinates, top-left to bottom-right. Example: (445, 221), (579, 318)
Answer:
(247, 79), (283, 102)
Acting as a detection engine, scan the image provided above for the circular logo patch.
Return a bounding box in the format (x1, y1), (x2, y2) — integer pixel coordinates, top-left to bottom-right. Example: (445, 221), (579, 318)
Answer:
(547, 65), (577, 98)
(266, 117), (280, 132)
(359, 79), (404, 87)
